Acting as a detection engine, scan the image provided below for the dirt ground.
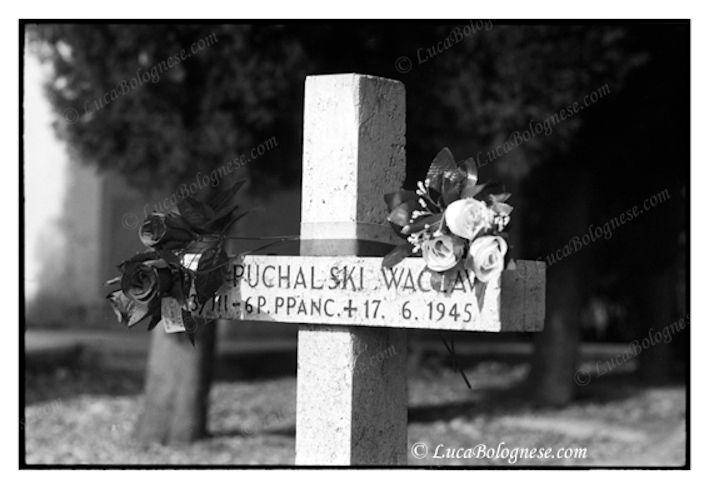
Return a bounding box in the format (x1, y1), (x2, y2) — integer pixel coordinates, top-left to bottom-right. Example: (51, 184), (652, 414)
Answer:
(23, 353), (686, 467)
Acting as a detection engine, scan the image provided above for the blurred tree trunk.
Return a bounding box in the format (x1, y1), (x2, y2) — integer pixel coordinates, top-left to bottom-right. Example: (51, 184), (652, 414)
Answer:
(636, 267), (674, 382)
(526, 164), (589, 407)
(135, 323), (216, 445)
(529, 263), (582, 406)
(133, 183), (223, 446)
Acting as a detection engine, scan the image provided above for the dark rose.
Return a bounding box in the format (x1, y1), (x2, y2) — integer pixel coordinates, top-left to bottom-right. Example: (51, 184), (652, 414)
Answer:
(120, 262), (173, 305)
(139, 213), (195, 249)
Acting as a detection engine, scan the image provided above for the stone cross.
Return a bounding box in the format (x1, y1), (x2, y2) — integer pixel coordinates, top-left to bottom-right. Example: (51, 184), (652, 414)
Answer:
(196, 73), (545, 465)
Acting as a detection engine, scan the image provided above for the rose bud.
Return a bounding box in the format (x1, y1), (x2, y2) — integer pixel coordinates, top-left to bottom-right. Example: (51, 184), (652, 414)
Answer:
(468, 236), (508, 283)
(139, 213), (195, 249)
(422, 234), (466, 272)
(444, 198), (494, 241)
(120, 262), (173, 305)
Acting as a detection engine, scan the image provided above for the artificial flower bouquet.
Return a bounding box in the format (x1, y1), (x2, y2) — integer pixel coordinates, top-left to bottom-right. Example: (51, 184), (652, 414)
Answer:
(105, 181), (249, 336)
(382, 148), (513, 286)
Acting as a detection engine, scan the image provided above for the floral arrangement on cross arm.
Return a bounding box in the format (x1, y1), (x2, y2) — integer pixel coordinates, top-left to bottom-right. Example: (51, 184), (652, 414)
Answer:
(382, 148), (513, 285)
(105, 181), (250, 339)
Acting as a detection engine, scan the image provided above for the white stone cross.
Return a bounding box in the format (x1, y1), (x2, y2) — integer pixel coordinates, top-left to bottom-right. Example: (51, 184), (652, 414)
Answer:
(196, 73), (545, 465)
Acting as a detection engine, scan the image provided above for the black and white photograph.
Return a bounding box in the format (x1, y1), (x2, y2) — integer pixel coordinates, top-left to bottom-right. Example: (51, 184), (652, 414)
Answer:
(16, 8), (698, 476)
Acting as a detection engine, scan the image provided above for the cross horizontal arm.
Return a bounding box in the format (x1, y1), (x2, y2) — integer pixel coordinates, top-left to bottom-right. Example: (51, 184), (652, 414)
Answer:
(193, 255), (545, 332)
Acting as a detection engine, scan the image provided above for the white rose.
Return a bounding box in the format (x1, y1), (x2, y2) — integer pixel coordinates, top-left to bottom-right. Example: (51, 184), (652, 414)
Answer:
(469, 236), (508, 283)
(444, 198), (494, 240)
(422, 234), (466, 272)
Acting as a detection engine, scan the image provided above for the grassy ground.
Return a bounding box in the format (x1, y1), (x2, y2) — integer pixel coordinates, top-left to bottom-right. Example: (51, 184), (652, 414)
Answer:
(23, 348), (686, 467)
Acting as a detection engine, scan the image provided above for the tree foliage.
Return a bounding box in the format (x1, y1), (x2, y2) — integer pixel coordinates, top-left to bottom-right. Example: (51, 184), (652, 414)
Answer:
(28, 24), (311, 192)
(29, 23), (643, 193)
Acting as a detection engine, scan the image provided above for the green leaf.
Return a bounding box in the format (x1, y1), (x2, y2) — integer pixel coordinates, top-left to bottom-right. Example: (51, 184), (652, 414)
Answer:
(208, 180), (246, 213)
(382, 242), (413, 269)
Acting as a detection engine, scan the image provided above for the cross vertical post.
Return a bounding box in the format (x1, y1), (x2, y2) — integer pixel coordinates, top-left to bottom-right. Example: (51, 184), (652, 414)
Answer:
(295, 74), (408, 465)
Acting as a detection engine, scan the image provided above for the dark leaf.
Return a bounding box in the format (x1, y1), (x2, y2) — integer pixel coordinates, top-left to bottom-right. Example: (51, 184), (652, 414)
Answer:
(457, 157), (482, 199)
(208, 180), (246, 213)
(156, 250), (182, 269)
(177, 196), (214, 231)
(169, 269), (191, 306)
(216, 208), (253, 234)
(117, 251), (160, 273)
(439, 158), (471, 204)
(209, 206), (259, 235)
(156, 240), (194, 251)
(475, 181), (505, 201)
(195, 246), (228, 305)
(387, 199), (422, 229)
(384, 190), (418, 212)
(147, 315), (161, 331)
(442, 185), (462, 206)
(456, 157), (478, 185)
(430, 271), (445, 292)
(382, 242), (413, 269)
(406, 213), (442, 235)
(426, 148), (457, 194)
(439, 176), (460, 206)
(107, 290), (152, 328)
(489, 193), (512, 204)
(460, 181), (488, 200)
(202, 201), (241, 231)
(474, 280), (488, 311)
